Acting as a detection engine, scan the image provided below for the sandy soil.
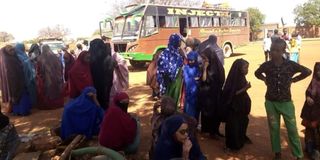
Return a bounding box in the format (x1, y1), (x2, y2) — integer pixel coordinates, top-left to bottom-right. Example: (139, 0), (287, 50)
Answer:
(8, 40), (320, 160)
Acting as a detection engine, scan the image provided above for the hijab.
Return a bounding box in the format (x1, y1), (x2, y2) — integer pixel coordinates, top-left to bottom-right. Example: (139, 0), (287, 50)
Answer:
(198, 35), (224, 65)
(222, 59), (249, 106)
(0, 45), (25, 104)
(68, 51), (93, 98)
(63, 50), (75, 81)
(15, 43), (37, 105)
(89, 39), (114, 109)
(307, 62), (320, 100)
(28, 43), (41, 62)
(200, 47), (225, 88)
(61, 87), (104, 140)
(157, 34), (183, 95)
(99, 92), (136, 151)
(37, 44), (63, 99)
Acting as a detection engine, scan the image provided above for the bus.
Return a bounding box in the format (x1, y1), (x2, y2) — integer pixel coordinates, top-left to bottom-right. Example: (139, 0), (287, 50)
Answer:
(99, 4), (249, 68)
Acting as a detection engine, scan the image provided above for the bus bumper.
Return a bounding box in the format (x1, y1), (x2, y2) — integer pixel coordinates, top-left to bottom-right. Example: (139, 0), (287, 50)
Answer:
(120, 52), (153, 61)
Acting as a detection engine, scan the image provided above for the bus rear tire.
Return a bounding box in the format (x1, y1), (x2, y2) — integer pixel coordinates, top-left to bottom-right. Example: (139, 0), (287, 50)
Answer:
(129, 60), (146, 68)
(223, 43), (233, 57)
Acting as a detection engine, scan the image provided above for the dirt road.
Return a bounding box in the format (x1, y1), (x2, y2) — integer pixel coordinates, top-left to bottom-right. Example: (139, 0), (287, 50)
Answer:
(10, 40), (320, 160)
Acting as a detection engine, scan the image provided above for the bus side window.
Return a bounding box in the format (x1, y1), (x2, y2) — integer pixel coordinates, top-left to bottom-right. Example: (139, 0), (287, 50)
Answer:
(141, 16), (158, 37)
(188, 17), (199, 28)
(213, 17), (220, 27)
(241, 18), (246, 26)
(199, 17), (212, 27)
(165, 16), (179, 27)
(221, 17), (230, 26)
(159, 16), (166, 28)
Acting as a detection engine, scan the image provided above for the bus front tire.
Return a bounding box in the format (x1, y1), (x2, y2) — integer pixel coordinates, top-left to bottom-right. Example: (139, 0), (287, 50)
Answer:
(129, 60), (146, 68)
(223, 43), (233, 57)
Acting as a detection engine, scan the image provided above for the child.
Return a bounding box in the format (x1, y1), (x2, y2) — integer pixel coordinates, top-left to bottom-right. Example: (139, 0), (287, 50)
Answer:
(255, 38), (311, 160)
(263, 32), (272, 62)
(289, 34), (300, 63)
(223, 59), (251, 151)
(0, 111), (20, 159)
(301, 62), (320, 159)
(183, 51), (200, 119)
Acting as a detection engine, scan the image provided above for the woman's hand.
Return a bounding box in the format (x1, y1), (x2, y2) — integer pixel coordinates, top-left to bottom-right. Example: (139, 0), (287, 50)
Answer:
(182, 138), (192, 160)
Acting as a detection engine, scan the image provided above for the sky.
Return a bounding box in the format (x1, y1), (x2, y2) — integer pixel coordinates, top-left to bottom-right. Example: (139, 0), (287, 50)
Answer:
(0, 0), (307, 41)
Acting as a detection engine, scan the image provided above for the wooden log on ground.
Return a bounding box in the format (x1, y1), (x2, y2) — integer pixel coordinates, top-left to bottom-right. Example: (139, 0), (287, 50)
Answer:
(59, 135), (85, 160)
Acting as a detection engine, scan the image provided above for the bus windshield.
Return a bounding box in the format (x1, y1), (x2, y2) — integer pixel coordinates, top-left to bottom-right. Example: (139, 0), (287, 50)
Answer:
(123, 16), (142, 37)
(114, 18), (125, 37)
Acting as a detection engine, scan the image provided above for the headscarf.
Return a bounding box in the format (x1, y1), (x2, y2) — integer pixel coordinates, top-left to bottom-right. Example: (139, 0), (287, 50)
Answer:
(37, 44), (63, 99)
(61, 87), (104, 140)
(99, 92), (136, 151)
(307, 62), (320, 103)
(187, 51), (198, 66)
(198, 35), (224, 65)
(301, 62), (320, 122)
(222, 59), (249, 107)
(154, 115), (185, 160)
(68, 51), (93, 98)
(0, 45), (25, 104)
(28, 43), (41, 62)
(63, 50), (75, 81)
(200, 47), (225, 88)
(15, 43), (37, 105)
(157, 33), (183, 95)
(89, 38), (114, 109)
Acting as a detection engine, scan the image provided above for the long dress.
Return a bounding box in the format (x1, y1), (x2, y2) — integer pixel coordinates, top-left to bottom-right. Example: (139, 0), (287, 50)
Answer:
(0, 45), (25, 113)
(63, 51), (75, 81)
(68, 51), (93, 98)
(147, 51), (161, 97)
(36, 45), (64, 109)
(183, 51), (200, 119)
(157, 34), (183, 107)
(223, 59), (251, 150)
(13, 43), (36, 115)
(89, 39), (114, 110)
(300, 63), (320, 156)
(109, 52), (129, 104)
(198, 46), (225, 135)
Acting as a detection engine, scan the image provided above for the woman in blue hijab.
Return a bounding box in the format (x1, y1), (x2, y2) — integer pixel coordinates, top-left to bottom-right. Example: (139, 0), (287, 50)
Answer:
(183, 51), (200, 120)
(11, 43), (36, 115)
(157, 34), (183, 107)
(15, 43), (37, 105)
(61, 87), (104, 140)
(154, 115), (206, 160)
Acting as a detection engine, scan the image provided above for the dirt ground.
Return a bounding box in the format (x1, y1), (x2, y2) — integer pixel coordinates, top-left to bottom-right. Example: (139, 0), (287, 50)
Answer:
(8, 40), (320, 160)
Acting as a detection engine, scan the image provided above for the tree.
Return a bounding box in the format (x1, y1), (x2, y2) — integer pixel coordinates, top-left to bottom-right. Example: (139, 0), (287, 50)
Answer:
(38, 25), (70, 39)
(247, 7), (265, 41)
(294, 0), (320, 27)
(0, 32), (14, 42)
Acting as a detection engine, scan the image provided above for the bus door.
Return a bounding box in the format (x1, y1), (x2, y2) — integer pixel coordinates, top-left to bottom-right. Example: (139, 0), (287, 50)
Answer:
(179, 17), (188, 37)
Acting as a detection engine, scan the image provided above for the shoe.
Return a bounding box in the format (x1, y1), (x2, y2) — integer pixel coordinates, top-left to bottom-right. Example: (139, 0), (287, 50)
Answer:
(273, 152), (281, 160)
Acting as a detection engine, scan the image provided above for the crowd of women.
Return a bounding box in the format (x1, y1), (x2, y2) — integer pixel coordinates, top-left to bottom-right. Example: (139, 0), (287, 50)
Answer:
(146, 33), (319, 160)
(0, 32), (319, 159)
(0, 38), (135, 159)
